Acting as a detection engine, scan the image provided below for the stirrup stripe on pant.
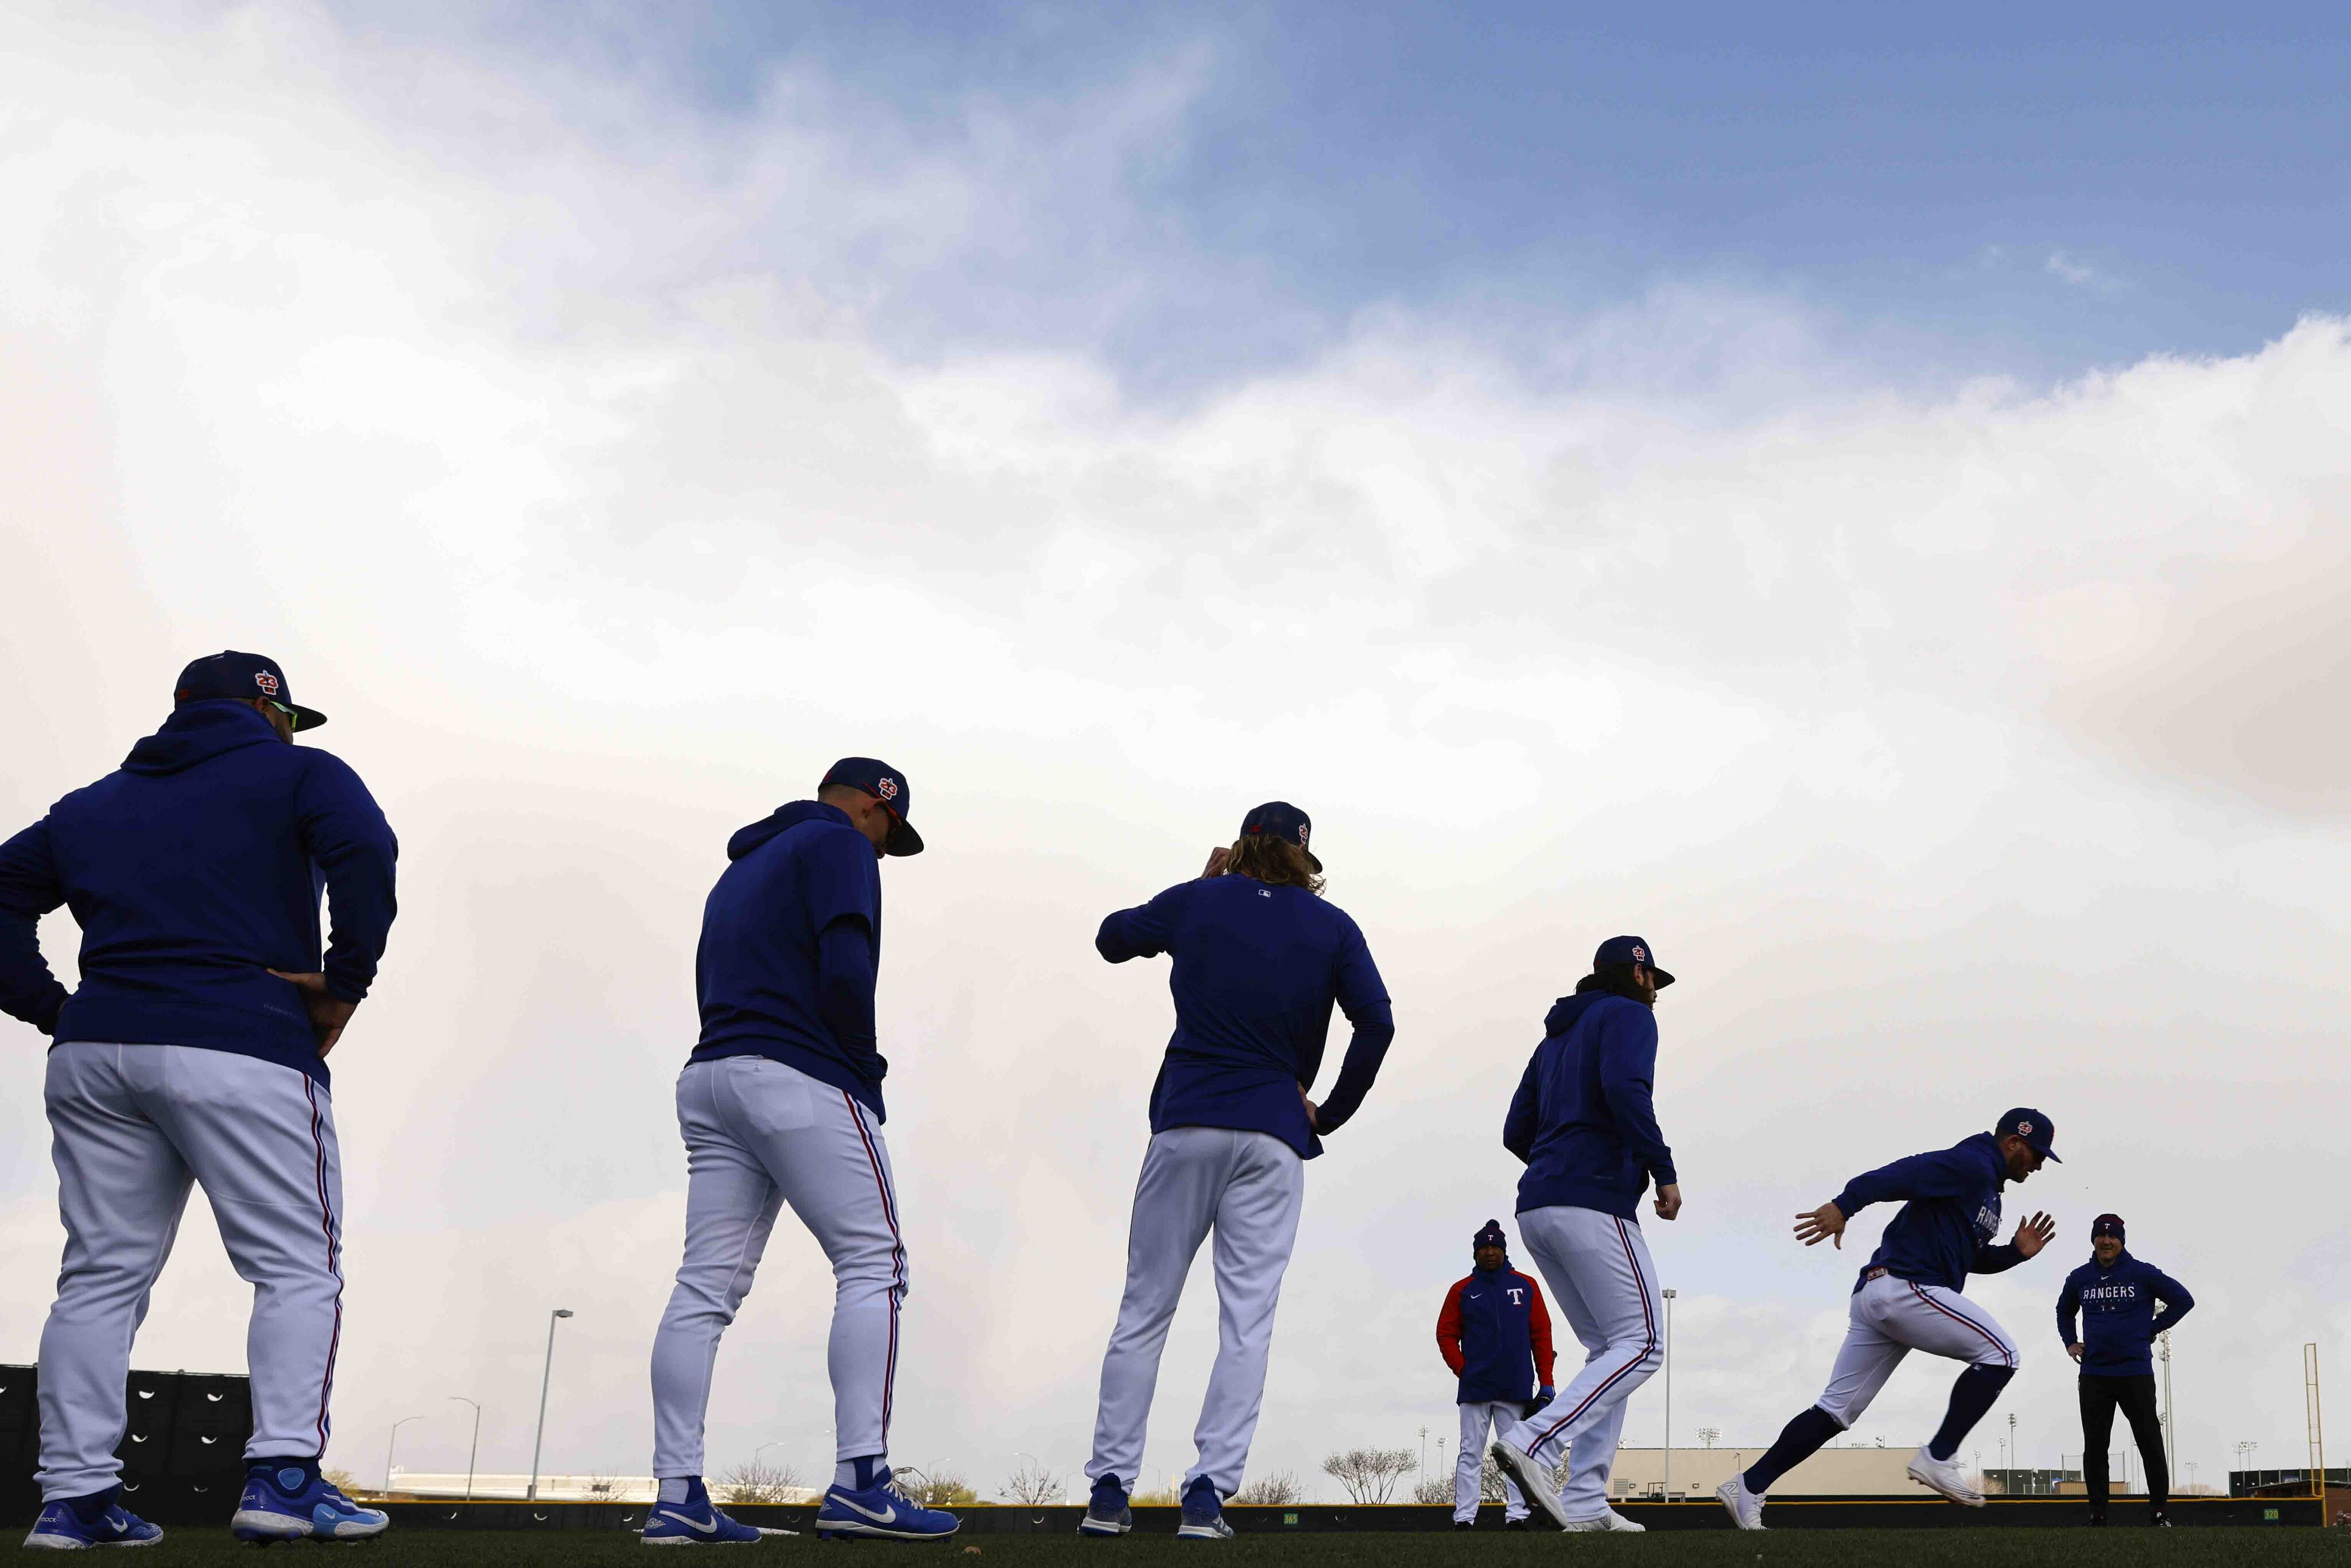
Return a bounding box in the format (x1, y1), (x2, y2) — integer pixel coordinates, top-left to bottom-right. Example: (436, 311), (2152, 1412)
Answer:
(1905, 1283), (2012, 1366)
(302, 1076), (344, 1455)
(843, 1092), (905, 1441)
(1528, 1218), (1655, 1453)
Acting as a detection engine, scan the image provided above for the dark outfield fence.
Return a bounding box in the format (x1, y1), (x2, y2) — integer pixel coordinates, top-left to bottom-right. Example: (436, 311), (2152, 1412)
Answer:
(373, 1496), (2321, 1533)
(1, 1364), (252, 1526)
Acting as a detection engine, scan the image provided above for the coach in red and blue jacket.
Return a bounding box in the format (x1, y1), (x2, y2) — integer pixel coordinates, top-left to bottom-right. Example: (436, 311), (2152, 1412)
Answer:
(1435, 1221), (1556, 1528)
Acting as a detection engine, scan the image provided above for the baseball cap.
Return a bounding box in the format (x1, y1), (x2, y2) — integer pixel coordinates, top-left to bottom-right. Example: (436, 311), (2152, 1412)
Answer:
(1239, 801), (1320, 872)
(1593, 934), (1674, 988)
(1994, 1107), (2061, 1163)
(820, 757), (922, 856)
(2091, 1212), (2125, 1240)
(173, 651), (326, 732)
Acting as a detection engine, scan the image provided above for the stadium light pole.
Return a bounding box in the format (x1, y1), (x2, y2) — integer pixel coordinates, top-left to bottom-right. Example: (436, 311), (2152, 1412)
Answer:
(527, 1308), (575, 1501)
(449, 1397), (482, 1500)
(383, 1415), (426, 1497)
(1661, 1288), (1677, 1501)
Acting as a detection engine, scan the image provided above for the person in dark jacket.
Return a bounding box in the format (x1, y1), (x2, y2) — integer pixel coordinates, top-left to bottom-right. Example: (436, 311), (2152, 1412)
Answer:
(0, 653), (397, 1550)
(1717, 1111), (2060, 1531)
(1488, 937), (1682, 1534)
(2057, 1213), (2193, 1526)
(1081, 803), (1394, 1542)
(1436, 1220), (1556, 1529)
(643, 758), (961, 1545)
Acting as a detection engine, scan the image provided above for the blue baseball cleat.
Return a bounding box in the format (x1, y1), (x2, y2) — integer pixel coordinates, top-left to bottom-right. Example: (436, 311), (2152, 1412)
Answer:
(642, 1478), (764, 1546)
(230, 1463), (390, 1542)
(813, 1471), (959, 1542)
(22, 1493), (162, 1550)
(1176, 1477), (1233, 1542)
(1078, 1474), (1132, 1536)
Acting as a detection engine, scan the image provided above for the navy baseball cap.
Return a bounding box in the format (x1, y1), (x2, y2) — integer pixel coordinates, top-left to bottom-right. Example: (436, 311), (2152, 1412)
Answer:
(1593, 935), (1674, 987)
(820, 757), (922, 856)
(1994, 1107), (2061, 1162)
(1239, 801), (1321, 872)
(173, 651), (326, 732)
(2091, 1212), (2124, 1240)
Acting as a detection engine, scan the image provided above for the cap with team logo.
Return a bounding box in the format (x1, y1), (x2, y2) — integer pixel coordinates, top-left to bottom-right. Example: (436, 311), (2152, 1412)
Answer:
(1593, 934), (1674, 988)
(1239, 801), (1320, 872)
(1472, 1218), (1510, 1252)
(1995, 1107), (2061, 1162)
(2090, 1212), (2124, 1240)
(820, 757), (922, 856)
(173, 651), (327, 732)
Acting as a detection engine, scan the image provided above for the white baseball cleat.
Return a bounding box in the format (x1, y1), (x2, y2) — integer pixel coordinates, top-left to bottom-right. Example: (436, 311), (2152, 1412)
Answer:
(1906, 1445), (1985, 1507)
(1488, 1441), (1569, 1530)
(1560, 1509), (1645, 1532)
(1716, 1474), (1767, 1530)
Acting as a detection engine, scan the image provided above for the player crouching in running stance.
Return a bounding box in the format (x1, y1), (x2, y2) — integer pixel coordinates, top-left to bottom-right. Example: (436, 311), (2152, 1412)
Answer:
(1080, 804), (1394, 1540)
(1488, 938), (1683, 1534)
(643, 760), (956, 1545)
(1716, 1110), (2061, 1530)
(0, 653), (397, 1550)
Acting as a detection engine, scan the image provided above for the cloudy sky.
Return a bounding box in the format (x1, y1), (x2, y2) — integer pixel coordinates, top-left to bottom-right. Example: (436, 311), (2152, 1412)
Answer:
(3, 0), (2346, 1502)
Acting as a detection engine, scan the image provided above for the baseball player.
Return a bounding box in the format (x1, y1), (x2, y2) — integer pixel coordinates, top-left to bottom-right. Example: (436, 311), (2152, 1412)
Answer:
(0, 653), (398, 1548)
(1488, 937), (1681, 1533)
(643, 759), (957, 1544)
(2058, 1212), (2194, 1527)
(1435, 1220), (1555, 1530)
(1716, 1110), (2062, 1530)
(1079, 803), (1394, 1541)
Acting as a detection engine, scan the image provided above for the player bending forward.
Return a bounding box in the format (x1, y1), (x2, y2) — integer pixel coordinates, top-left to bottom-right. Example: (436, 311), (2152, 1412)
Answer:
(643, 760), (957, 1545)
(0, 653), (398, 1549)
(1716, 1109), (2062, 1530)
(1489, 937), (1683, 1533)
(1081, 803), (1394, 1541)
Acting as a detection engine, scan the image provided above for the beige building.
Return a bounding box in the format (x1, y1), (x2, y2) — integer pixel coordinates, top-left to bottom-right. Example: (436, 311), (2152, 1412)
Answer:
(1602, 1445), (1938, 1499)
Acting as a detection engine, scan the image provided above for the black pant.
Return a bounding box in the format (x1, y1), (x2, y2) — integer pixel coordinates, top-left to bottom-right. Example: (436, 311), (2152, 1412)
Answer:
(2080, 1373), (2167, 1519)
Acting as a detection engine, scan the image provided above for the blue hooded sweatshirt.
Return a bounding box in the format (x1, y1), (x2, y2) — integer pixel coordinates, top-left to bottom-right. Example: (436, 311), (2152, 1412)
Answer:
(1503, 992), (1677, 1220)
(690, 801), (887, 1117)
(2056, 1251), (2194, 1377)
(1833, 1132), (2026, 1295)
(0, 701), (398, 1086)
(1096, 872), (1394, 1160)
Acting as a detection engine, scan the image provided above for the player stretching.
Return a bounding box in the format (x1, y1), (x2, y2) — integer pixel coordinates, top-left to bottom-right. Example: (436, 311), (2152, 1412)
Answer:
(1489, 937), (1682, 1533)
(1716, 1110), (2061, 1530)
(1435, 1221), (1554, 1530)
(0, 653), (398, 1548)
(644, 759), (957, 1545)
(1080, 804), (1394, 1541)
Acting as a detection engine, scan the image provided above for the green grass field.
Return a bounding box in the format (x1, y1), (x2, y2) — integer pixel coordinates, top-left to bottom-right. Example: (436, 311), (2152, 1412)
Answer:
(56, 1527), (2346, 1565)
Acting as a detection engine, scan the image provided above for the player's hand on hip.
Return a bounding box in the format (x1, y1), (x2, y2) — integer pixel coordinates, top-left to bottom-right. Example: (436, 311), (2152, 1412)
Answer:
(1794, 1201), (1846, 1248)
(1201, 845), (1232, 878)
(2012, 1211), (2057, 1257)
(2068, 1343), (2084, 1363)
(268, 969), (358, 1058)
(1297, 1082), (1321, 1131)
(1653, 1182), (1683, 1221)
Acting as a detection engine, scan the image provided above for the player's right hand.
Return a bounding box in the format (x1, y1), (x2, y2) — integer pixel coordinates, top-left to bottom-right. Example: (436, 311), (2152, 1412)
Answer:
(1653, 1183), (1682, 1221)
(2068, 1343), (2084, 1363)
(1201, 845), (1231, 878)
(1793, 1201), (1846, 1248)
(269, 969), (358, 1058)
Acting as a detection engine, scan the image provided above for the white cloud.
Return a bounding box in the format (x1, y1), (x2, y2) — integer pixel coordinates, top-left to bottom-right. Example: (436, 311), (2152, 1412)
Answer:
(1, 0), (2344, 1502)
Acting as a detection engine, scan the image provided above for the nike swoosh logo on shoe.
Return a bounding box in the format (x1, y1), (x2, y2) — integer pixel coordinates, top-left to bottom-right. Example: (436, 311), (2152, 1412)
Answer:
(655, 1509), (720, 1534)
(831, 1495), (899, 1524)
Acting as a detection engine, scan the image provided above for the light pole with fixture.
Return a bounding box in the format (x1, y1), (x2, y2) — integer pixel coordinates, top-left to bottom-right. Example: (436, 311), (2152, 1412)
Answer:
(449, 1397), (482, 1500)
(383, 1414), (426, 1497)
(527, 1308), (575, 1501)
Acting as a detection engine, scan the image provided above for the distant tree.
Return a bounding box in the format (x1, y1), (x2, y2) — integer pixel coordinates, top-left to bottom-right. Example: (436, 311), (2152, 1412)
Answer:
(998, 1460), (1064, 1506)
(1128, 1481), (1182, 1507)
(890, 1466), (979, 1507)
(321, 1468), (360, 1496)
(1485, 1457), (1510, 1503)
(1321, 1447), (1415, 1505)
(716, 1458), (802, 1504)
(1233, 1472), (1303, 1505)
(1409, 1473), (1452, 1505)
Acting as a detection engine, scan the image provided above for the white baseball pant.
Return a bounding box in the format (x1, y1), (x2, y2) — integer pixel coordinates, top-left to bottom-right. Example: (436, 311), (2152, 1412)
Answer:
(1494, 1205), (1661, 1519)
(1085, 1125), (1304, 1499)
(1813, 1271), (2019, 1427)
(649, 1057), (907, 1477)
(37, 1042), (344, 1500)
(1455, 1402), (1528, 1522)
